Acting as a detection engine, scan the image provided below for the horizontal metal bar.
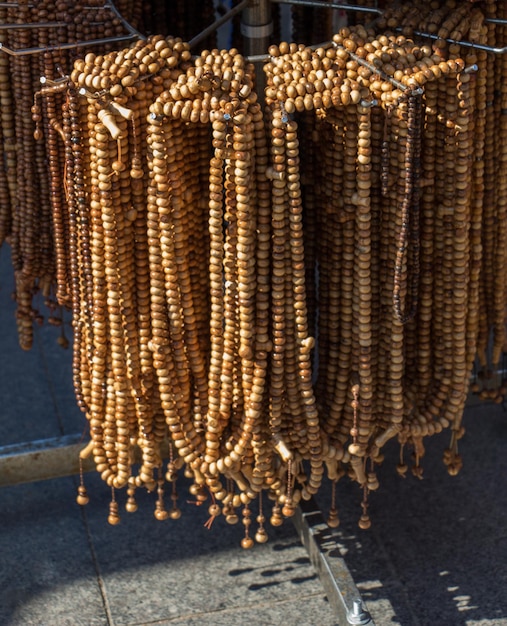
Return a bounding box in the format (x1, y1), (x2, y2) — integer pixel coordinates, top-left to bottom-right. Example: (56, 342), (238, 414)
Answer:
(0, 21), (67, 29)
(410, 29), (507, 54)
(0, 434), (94, 487)
(271, 0), (382, 15)
(0, 33), (137, 56)
(292, 497), (374, 625)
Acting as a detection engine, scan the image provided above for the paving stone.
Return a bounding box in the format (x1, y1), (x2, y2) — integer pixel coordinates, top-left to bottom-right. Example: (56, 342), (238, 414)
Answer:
(0, 478), (108, 626)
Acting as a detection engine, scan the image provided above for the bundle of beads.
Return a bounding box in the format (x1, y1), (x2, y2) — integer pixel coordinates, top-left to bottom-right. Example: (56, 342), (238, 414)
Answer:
(59, 35), (192, 495)
(145, 48), (281, 514)
(52, 38), (300, 536)
(0, 0), (131, 349)
(263, 25), (479, 516)
(376, 1), (507, 399)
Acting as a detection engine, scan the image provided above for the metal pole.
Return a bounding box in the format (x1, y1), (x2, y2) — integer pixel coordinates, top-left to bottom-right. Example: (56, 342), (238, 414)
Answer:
(241, 0), (272, 97)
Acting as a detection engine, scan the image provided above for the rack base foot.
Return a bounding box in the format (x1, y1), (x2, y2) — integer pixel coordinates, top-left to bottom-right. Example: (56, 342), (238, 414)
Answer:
(292, 497), (374, 625)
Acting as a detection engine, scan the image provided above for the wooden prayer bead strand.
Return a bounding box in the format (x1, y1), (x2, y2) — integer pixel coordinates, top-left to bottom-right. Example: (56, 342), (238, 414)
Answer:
(0, 12), (12, 246)
(284, 118), (323, 495)
(147, 113), (192, 421)
(402, 96), (423, 395)
(0, 4), (15, 237)
(476, 15), (498, 369)
(315, 110), (344, 421)
(93, 115), (134, 489)
(103, 119), (138, 415)
(496, 7), (507, 375)
(204, 133), (229, 466)
(328, 109), (356, 452)
(231, 113), (264, 481)
(469, 34), (489, 373)
(33, 12), (57, 304)
(340, 103), (360, 381)
(247, 352), (273, 492)
(491, 47), (507, 371)
(276, 130), (310, 465)
(145, 276), (198, 473)
(146, 112), (202, 470)
(250, 99), (272, 358)
(69, 87), (96, 415)
(441, 66), (475, 461)
(86, 100), (112, 484)
(11, 36), (37, 350)
(421, 75), (449, 424)
(40, 53), (70, 309)
(127, 92), (160, 437)
(435, 74), (460, 430)
(158, 119), (208, 430)
(393, 94), (421, 325)
(6, 3), (24, 276)
(382, 103), (404, 433)
(217, 141), (259, 486)
(223, 152), (249, 463)
(214, 153), (241, 466)
(352, 104), (373, 459)
(114, 113), (161, 486)
(417, 66), (463, 431)
(437, 2), (471, 41)
(272, 117), (307, 460)
(248, 102), (276, 490)
(268, 106), (292, 465)
(413, 80), (437, 415)
(206, 110), (239, 470)
(282, 275), (308, 458)
(300, 113), (319, 359)
(380, 106), (392, 197)
(318, 111), (347, 449)
(182, 121), (212, 421)
(368, 105), (383, 429)
(234, 112), (258, 370)
(63, 87), (89, 414)
(441, 50), (473, 421)
(371, 93), (393, 432)
(183, 121), (211, 367)
(466, 48), (487, 395)
(309, 118), (330, 409)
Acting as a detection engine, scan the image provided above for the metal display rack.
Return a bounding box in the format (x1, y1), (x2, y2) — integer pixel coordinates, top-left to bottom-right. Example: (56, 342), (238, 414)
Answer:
(1, 1), (507, 623)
